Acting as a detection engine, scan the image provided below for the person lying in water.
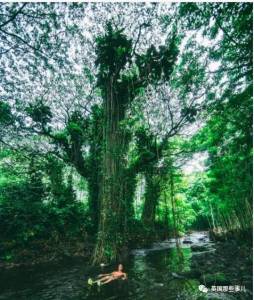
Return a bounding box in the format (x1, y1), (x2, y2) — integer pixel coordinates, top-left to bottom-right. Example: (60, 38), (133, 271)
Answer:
(88, 264), (127, 286)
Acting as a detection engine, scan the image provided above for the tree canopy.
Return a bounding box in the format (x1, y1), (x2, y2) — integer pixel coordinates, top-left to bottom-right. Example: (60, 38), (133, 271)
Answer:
(0, 2), (252, 264)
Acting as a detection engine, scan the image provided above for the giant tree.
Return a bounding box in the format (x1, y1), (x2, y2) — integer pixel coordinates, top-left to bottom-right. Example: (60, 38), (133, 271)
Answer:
(92, 23), (179, 263)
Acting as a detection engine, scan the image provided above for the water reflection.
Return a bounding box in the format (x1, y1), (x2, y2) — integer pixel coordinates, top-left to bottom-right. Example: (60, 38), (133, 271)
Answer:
(124, 247), (199, 300)
(0, 234), (211, 300)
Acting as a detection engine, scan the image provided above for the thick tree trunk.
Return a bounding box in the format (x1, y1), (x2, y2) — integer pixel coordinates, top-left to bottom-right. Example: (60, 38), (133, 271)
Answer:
(122, 168), (137, 239)
(87, 105), (103, 232)
(163, 190), (170, 239)
(92, 79), (128, 264)
(169, 172), (179, 246)
(142, 174), (160, 236)
(87, 168), (100, 232)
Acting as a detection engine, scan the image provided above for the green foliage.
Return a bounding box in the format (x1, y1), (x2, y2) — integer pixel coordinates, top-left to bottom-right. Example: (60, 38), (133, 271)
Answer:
(184, 174), (212, 229)
(0, 155), (45, 244)
(53, 130), (68, 144)
(26, 99), (52, 130)
(0, 152), (87, 261)
(136, 37), (179, 82)
(0, 4), (252, 264)
(179, 2), (253, 233)
(179, 2), (252, 85)
(133, 127), (159, 172)
(189, 85), (252, 230)
(95, 22), (132, 86)
(67, 111), (88, 137)
(0, 101), (14, 125)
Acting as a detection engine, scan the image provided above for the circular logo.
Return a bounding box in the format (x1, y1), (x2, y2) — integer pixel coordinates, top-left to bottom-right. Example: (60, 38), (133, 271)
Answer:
(199, 285), (208, 293)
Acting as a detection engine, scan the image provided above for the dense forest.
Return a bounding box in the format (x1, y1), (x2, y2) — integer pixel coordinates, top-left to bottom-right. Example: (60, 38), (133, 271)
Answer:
(0, 3), (252, 294)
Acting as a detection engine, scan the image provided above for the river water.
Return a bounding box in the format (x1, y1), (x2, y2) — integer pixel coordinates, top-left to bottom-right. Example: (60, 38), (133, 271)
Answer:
(0, 232), (244, 300)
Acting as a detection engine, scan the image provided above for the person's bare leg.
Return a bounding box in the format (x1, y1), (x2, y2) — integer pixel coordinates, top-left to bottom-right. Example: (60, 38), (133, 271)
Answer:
(93, 275), (110, 284)
(98, 274), (108, 278)
(98, 275), (111, 283)
(100, 277), (114, 285)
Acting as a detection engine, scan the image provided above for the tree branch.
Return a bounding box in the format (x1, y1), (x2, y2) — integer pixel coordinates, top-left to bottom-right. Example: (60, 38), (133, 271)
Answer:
(0, 28), (49, 59)
(0, 3), (27, 29)
(131, 22), (151, 57)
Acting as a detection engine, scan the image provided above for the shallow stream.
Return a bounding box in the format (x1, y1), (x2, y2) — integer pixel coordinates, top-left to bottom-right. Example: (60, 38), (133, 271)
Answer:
(0, 232), (246, 300)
